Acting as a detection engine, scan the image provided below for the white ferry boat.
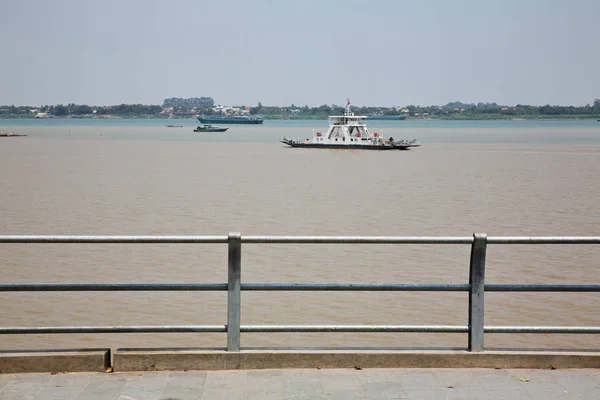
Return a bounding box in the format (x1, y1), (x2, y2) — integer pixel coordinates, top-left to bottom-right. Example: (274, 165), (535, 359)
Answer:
(281, 99), (420, 150)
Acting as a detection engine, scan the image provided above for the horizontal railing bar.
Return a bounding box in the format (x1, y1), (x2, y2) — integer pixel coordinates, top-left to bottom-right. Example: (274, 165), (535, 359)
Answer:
(487, 237), (600, 244)
(0, 235), (228, 243)
(4, 283), (599, 292)
(4, 325), (598, 335)
(241, 325), (468, 333)
(486, 284), (600, 292)
(0, 326), (227, 334)
(241, 283), (470, 291)
(2, 235), (599, 245)
(242, 236), (473, 244)
(0, 283), (228, 292)
(0, 325), (467, 334)
(485, 326), (600, 334)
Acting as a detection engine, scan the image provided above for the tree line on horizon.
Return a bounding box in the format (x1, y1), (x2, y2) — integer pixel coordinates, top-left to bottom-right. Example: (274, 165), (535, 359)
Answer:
(1, 99), (598, 119)
(163, 97), (214, 108)
(0, 103), (162, 117)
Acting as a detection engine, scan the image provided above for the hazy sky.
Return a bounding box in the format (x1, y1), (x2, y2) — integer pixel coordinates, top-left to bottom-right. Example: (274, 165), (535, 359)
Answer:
(1, 0), (599, 107)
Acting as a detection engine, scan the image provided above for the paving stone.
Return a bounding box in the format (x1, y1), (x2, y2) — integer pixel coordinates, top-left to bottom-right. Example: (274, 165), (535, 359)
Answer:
(161, 387), (204, 400)
(434, 368), (524, 398)
(283, 369), (322, 383)
(160, 372), (206, 400)
(396, 370), (439, 391)
(487, 388), (532, 400)
(585, 369), (600, 385)
(519, 382), (571, 400)
(505, 369), (558, 384)
(0, 367), (598, 400)
(163, 371), (206, 397)
(77, 387), (123, 400)
(33, 373), (91, 400)
(246, 369), (283, 378)
(0, 375), (14, 392)
(244, 369), (284, 400)
(363, 380), (407, 399)
(403, 389), (446, 400)
(442, 385), (491, 400)
(321, 369), (363, 392)
(549, 369), (600, 387)
(282, 369), (325, 399)
(85, 373), (128, 390)
(123, 371), (169, 389)
(359, 369), (402, 383)
(465, 371), (531, 400)
(76, 373), (127, 400)
(201, 370), (245, 400)
(283, 381), (324, 399)
(0, 373), (52, 400)
(323, 392), (367, 400)
(105, 372), (168, 400)
(540, 370), (600, 400)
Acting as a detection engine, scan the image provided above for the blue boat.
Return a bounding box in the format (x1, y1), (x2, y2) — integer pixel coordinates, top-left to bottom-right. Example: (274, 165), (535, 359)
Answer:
(367, 115), (407, 120)
(197, 115), (264, 124)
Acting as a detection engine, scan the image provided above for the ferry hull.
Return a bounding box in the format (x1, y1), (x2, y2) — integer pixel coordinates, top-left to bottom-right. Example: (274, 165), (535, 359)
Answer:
(280, 140), (413, 150)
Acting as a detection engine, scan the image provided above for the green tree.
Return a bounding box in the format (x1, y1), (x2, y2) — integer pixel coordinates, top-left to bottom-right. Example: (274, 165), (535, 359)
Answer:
(250, 102), (263, 115)
(72, 104), (92, 115)
(53, 104), (68, 116)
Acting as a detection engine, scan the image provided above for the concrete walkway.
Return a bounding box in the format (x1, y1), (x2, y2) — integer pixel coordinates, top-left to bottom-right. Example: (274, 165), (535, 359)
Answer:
(1, 368), (599, 399)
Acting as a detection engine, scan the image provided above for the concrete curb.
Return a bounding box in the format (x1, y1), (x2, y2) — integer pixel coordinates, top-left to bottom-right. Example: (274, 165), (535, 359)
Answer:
(113, 349), (600, 371)
(0, 349), (111, 374)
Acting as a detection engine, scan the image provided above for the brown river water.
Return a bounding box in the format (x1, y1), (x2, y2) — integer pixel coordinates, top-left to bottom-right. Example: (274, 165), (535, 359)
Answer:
(1, 121), (599, 352)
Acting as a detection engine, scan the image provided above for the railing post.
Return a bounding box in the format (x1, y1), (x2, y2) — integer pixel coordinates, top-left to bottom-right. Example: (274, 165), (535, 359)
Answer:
(227, 232), (241, 351)
(468, 233), (487, 352)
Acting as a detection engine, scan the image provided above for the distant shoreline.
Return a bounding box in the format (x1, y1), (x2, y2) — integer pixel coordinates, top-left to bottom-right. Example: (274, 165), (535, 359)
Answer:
(3, 99), (599, 121)
(0, 115), (598, 121)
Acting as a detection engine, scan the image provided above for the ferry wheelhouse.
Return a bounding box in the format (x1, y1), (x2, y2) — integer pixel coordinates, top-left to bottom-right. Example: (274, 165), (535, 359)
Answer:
(281, 99), (420, 150)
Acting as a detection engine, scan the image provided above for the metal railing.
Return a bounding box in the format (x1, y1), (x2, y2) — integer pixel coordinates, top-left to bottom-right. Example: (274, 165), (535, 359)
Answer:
(1, 233), (599, 352)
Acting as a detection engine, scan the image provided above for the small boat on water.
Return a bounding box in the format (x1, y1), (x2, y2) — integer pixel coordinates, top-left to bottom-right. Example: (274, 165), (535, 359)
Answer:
(0, 131), (27, 137)
(280, 99), (420, 150)
(194, 124), (229, 132)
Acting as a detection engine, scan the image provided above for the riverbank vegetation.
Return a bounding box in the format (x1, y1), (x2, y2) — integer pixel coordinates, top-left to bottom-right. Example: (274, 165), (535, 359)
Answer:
(1, 99), (598, 120)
